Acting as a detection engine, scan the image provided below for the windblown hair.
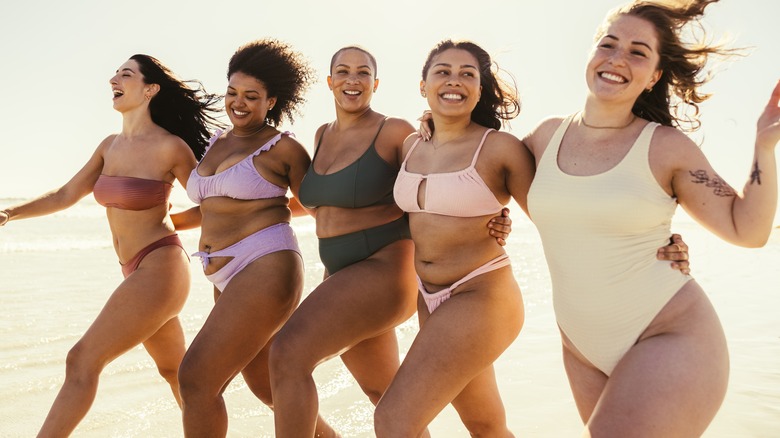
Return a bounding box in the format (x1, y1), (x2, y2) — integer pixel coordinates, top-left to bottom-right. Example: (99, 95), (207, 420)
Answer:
(228, 38), (315, 127)
(421, 39), (520, 131)
(330, 45), (378, 77)
(600, 0), (739, 131)
(130, 54), (224, 160)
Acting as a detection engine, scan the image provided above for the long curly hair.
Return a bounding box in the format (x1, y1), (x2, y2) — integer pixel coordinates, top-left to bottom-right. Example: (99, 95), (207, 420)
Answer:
(130, 54), (224, 160)
(599, 0), (740, 131)
(421, 39), (520, 131)
(228, 39), (316, 127)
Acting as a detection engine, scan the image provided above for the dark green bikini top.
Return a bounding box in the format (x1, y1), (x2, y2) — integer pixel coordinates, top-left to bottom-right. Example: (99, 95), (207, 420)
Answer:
(299, 118), (397, 209)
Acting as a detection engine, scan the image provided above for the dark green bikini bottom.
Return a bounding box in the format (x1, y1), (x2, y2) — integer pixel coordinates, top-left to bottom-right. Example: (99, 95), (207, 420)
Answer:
(318, 214), (411, 275)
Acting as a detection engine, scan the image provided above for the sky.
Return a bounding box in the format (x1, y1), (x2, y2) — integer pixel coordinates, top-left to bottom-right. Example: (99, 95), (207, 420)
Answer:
(1, 0), (778, 219)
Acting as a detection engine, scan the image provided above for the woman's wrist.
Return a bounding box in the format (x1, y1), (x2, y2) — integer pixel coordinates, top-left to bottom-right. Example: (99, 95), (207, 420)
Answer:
(0, 209), (10, 226)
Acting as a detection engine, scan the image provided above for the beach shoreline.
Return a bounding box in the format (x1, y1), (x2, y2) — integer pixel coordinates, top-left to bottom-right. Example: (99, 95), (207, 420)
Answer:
(1, 199), (778, 437)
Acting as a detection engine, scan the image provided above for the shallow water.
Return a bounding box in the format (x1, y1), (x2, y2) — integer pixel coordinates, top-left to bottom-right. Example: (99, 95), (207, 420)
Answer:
(0, 198), (778, 436)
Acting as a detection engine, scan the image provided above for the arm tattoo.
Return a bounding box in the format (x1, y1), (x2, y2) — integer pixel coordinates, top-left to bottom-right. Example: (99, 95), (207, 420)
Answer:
(750, 161), (762, 185)
(689, 170), (736, 197)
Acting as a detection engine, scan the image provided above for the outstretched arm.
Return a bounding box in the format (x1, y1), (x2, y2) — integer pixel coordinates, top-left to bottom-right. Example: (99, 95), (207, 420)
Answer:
(0, 138), (108, 225)
(171, 206), (202, 230)
(673, 80), (780, 247)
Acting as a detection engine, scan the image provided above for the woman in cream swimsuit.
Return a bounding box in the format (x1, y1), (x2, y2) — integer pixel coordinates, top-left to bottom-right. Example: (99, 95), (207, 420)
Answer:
(524, 1), (780, 435)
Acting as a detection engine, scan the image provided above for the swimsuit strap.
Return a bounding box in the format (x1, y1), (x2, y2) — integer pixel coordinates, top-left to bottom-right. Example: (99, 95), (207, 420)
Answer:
(469, 128), (496, 167)
(205, 129), (224, 153)
(311, 124), (329, 161)
(401, 136), (424, 164)
(251, 131), (291, 157)
(450, 253), (510, 291)
(312, 117), (388, 163)
(369, 117), (388, 146)
(540, 115), (575, 172)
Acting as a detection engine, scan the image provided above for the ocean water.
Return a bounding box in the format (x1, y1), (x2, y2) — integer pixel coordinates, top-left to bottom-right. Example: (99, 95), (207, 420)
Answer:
(0, 197), (778, 437)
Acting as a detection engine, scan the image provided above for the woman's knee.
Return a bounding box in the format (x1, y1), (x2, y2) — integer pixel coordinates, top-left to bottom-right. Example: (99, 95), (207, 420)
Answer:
(268, 331), (309, 378)
(64, 342), (104, 384)
(374, 404), (405, 437)
(461, 417), (510, 438)
(155, 361), (180, 386)
(374, 406), (426, 438)
(360, 385), (385, 406)
(177, 353), (208, 398)
(245, 379), (274, 406)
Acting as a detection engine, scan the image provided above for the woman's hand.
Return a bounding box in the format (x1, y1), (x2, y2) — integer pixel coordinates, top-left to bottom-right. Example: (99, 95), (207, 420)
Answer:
(656, 233), (691, 275)
(756, 79), (780, 150)
(488, 207), (512, 246)
(417, 110), (433, 141)
(0, 209), (10, 227)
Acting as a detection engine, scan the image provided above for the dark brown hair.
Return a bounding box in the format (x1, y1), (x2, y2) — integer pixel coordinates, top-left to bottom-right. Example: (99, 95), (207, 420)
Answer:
(131, 54), (224, 159)
(421, 39), (520, 130)
(600, 0), (739, 131)
(228, 39), (315, 126)
(330, 46), (378, 77)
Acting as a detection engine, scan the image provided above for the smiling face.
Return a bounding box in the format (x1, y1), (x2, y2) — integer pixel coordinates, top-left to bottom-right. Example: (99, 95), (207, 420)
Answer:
(586, 14), (662, 104)
(327, 48), (378, 113)
(225, 71), (277, 130)
(110, 59), (154, 113)
(421, 48), (482, 118)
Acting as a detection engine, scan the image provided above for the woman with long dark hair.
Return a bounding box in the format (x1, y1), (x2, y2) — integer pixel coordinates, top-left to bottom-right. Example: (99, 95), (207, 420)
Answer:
(0, 54), (222, 436)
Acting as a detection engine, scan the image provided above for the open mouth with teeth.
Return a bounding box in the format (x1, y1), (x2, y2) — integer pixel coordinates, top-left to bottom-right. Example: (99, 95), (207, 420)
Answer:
(343, 90), (361, 96)
(232, 109), (249, 116)
(598, 72), (628, 83)
(112, 89), (124, 98)
(440, 92), (465, 102)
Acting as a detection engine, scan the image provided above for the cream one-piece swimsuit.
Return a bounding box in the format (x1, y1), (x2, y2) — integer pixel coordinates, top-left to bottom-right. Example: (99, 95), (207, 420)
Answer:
(527, 115), (692, 375)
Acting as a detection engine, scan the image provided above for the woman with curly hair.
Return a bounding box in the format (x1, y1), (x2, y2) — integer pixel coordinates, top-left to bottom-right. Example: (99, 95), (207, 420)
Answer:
(0, 54), (222, 436)
(521, 0), (779, 435)
(171, 39), (339, 436)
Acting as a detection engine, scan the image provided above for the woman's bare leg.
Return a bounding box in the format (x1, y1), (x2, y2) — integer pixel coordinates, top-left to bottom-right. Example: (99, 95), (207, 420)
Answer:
(143, 316), (187, 406)
(374, 267), (523, 437)
(178, 251), (302, 438)
(270, 240), (417, 437)
(37, 246), (189, 437)
(241, 337), (340, 437)
(564, 282), (729, 438)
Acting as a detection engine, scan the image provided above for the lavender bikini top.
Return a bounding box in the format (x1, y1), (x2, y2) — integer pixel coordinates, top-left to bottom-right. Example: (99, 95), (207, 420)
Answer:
(186, 129), (290, 204)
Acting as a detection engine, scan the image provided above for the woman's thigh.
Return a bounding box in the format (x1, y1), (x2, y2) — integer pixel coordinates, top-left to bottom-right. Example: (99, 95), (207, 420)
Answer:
(377, 268), (523, 427)
(182, 251), (303, 385)
(585, 282), (729, 437)
(274, 240), (417, 368)
(75, 246), (190, 366)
